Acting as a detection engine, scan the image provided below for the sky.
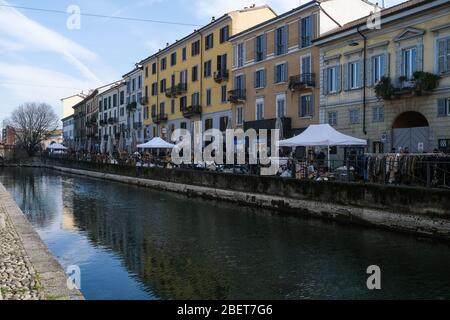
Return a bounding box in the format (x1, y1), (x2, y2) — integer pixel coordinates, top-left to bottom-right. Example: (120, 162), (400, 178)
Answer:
(0, 0), (407, 125)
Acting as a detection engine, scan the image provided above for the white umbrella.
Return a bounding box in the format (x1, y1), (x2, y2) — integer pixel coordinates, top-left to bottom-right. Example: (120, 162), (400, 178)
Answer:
(278, 124), (367, 169)
(118, 132), (124, 153)
(131, 130), (138, 152)
(137, 137), (176, 149)
(107, 135), (113, 157)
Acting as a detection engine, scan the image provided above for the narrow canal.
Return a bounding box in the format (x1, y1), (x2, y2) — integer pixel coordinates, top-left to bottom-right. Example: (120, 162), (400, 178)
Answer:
(1, 167), (450, 300)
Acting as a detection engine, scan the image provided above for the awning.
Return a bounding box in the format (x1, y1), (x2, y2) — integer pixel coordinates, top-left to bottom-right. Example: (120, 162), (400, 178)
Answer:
(278, 124), (367, 147)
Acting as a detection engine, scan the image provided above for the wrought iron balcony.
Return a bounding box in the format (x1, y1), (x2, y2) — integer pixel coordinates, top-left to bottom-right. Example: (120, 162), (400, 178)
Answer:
(107, 117), (118, 125)
(288, 73), (316, 91)
(176, 83), (188, 95)
(99, 120), (108, 127)
(165, 87), (177, 98)
(214, 69), (229, 83)
(140, 96), (149, 105)
(133, 122), (143, 130)
(228, 89), (246, 103)
(182, 105), (202, 119)
(152, 113), (168, 124)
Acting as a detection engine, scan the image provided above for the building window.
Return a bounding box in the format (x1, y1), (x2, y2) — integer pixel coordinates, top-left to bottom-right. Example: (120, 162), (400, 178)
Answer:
(192, 65), (198, 82)
(191, 92), (200, 106)
(180, 96), (187, 110)
(256, 98), (264, 121)
(328, 111), (338, 126)
(170, 52), (177, 66)
(299, 94), (313, 118)
(138, 76), (142, 89)
(349, 61), (360, 89)
(161, 57), (167, 71)
(220, 26), (230, 43)
(236, 43), (244, 68)
(160, 79), (166, 93)
(275, 63), (288, 84)
(180, 122), (187, 130)
(349, 109), (360, 124)
(204, 60), (212, 77)
(372, 106), (384, 123)
(113, 94), (117, 107)
(206, 89), (212, 106)
(191, 40), (200, 56)
(276, 94), (286, 118)
(254, 69), (266, 88)
(151, 105), (156, 117)
(205, 33), (214, 50)
(219, 116), (228, 132)
(300, 15), (313, 48)
(120, 91), (125, 105)
(159, 102), (165, 116)
(402, 47), (416, 80)
(255, 34), (266, 62)
(236, 106), (244, 125)
(145, 66), (149, 78)
(372, 54), (385, 84)
(221, 85), (227, 103)
(438, 98), (450, 117)
(152, 62), (157, 74)
(437, 38), (450, 74)
(327, 66), (338, 93)
(205, 118), (213, 131)
(275, 26), (288, 56)
(182, 47), (187, 61)
(151, 82), (157, 96)
(132, 79), (136, 91)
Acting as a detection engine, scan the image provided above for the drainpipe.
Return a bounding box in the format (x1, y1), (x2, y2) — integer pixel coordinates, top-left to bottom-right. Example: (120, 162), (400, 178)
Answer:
(357, 26), (368, 136)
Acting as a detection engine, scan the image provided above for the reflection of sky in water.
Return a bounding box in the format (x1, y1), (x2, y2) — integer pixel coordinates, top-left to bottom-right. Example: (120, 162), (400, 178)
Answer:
(1, 168), (450, 300)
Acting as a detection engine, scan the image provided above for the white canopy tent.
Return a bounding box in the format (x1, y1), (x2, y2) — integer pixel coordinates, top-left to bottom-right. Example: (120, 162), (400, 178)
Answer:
(137, 137), (176, 149)
(47, 143), (68, 151)
(278, 124), (367, 169)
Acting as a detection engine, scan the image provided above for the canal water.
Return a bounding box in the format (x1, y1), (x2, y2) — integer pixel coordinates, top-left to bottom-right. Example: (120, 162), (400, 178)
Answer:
(1, 167), (450, 300)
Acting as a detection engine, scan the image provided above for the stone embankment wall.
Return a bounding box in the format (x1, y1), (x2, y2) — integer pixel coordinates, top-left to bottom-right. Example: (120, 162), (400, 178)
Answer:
(0, 183), (83, 300)
(41, 158), (450, 240)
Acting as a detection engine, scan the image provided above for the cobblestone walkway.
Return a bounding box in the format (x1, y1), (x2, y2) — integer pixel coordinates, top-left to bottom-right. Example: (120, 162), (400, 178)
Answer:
(0, 204), (43, 300)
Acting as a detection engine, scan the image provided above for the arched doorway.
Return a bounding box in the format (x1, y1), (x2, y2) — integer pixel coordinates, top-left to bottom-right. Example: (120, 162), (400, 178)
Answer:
(392, 111), (430, 153)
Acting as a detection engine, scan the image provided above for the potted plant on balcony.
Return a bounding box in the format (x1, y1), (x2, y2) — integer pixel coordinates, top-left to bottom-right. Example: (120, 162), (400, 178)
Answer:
(412, 71), (440, 96)
(374, 76), (395, 100)
(126, 102), (137, 113)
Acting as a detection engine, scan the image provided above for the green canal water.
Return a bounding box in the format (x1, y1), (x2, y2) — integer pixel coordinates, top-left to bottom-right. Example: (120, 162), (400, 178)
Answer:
(1, 167), (450, 300)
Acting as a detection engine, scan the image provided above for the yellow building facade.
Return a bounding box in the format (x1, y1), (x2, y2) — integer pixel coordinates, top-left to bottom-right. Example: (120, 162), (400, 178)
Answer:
(315, 0), (450, 156)
(140, 5), (277, 141)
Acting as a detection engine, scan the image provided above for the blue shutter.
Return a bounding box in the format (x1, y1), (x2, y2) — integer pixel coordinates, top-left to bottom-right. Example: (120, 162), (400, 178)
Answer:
(283, 26), (288, 53)
(263, 34), (267, 60)
(310, 94), (315, 117)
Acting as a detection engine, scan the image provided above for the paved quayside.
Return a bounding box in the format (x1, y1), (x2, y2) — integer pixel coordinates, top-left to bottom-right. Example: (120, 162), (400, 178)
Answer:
(0, 183), (83, 300)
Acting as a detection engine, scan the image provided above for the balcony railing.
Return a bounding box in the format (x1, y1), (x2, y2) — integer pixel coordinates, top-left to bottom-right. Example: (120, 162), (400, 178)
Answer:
(99, 120), (107, 127)
(133, 122), (143, 130)
(107, 117), (118, 125)
(288, 73), (316, 91)
(214, 69), (229, 83)
(228, 89), (246, 103)
(182, 105), (202, 119)
(140, 96), (149, 105)
(176, 83), (187, 95)
(152, 113), (168, 124)
(165, 87), (177, 98)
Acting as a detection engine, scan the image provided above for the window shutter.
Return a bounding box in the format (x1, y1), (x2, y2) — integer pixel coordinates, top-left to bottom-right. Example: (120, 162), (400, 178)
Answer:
(396, 49), (403, 85)
(358, 60), (364, 88)
(310, 94), (315, 117)
(274, 65), (278, 83)
(437, 98), (447, 117)
(298, 19), (302, 48)
(284, 26), (288, 53)
(336, 65), (342, 92)
(312, 13), (318, 40)
(447, 39), (450, 73)
(254, 71), (257, 88)
(322, 69), (328, 95)
(242, 74), (246, 90)
(383, 53), (390, 77)
(284, 62), (288, 82)
(298, 96), (302, 117)
(263, 70), (266, 87)
(367, 57), (373, 87)
(254, 37), (258, 62)
(437, 40), (446, 74)
(343, 63), (349, 91)
(416, 44), (424, 72)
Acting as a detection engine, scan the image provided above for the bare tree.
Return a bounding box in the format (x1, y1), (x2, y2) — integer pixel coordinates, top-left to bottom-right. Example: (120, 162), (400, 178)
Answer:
(9, 103), (60, 156)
